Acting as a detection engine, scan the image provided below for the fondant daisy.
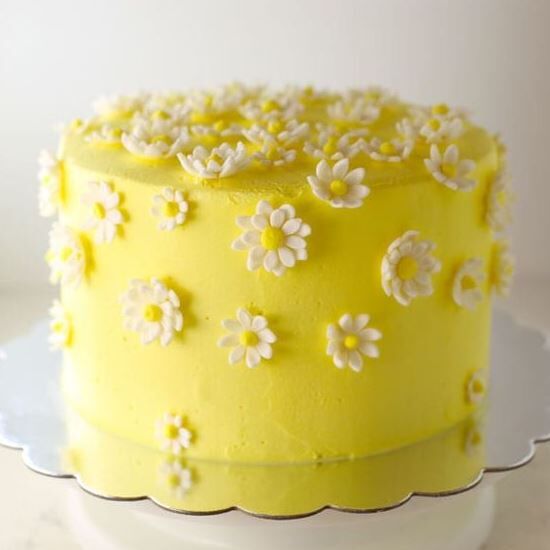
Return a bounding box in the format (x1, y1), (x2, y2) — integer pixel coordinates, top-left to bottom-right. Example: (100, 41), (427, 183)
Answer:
(419, 116), (463, 144)
(46, 223), (86, 287)
(84, 123), (123, 145)
(160, 458), (193, 498)
(231, 200), (311, 276)
(452, 258), (485, 310)
(37, 150), (63, 218)
(243, 119), (309, 148)
(177, 142), (250, 179)
(306, 158), (369, 208)
(485, 168), (513, 232)
(303, 127), (366, 161)
(120, 278), (183, 346)
(217, 308), (277, 368)
(81, 181), (123, 244)
(252, 138), (297, 167)
(466, 370), (487, 405)
(191, 121), (243, 139)
(381, 230), (441, 306)
(93, 92), (147, 118)
(122, 120), (190, 159)
(326, 314), (382, 372)
(490, 240), (515, 296)
(366, 138), (413, 163)
(48, 299), (72, 350)
(424, 144), (476, 191)
(240, 95), (303, 122)
(156, 413), (192, 455)
(151, 187), (189, 231)
(327, 97), (380, 125)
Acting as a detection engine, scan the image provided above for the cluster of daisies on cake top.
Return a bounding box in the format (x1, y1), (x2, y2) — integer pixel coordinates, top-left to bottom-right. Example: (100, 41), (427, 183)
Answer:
(39, 83), (514, 466)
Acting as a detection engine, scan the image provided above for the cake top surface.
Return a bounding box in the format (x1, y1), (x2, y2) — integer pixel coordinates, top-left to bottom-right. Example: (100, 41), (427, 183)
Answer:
(59, 83), (498, 194)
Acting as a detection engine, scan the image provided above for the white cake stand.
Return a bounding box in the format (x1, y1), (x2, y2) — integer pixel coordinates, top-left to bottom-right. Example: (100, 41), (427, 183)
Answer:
(0, 310), (549, 522)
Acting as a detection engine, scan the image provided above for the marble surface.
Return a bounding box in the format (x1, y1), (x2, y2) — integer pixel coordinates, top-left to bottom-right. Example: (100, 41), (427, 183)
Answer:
(0, 281), (549, 550)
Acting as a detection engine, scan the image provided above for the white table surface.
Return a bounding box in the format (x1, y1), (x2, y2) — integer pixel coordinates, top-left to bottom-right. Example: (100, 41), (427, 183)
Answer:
(0, 281), (549, 550)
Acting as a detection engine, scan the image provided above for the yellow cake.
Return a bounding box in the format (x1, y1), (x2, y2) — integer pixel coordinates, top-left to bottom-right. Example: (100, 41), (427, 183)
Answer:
(39, 84), (514, 465)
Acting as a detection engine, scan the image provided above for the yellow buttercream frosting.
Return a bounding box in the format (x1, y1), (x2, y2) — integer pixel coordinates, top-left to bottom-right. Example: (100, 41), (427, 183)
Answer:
(40, 84), (511, 465)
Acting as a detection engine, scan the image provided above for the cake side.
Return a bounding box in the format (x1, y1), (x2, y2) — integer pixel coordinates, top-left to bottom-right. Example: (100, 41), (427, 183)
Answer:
(40, 85), (515, 463)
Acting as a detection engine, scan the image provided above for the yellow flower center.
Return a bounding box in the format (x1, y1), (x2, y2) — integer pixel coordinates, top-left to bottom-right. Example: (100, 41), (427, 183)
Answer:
(379, 141), (396, 155)
(213, 120), (227, 132)
(329, 179), (348, 197)
(427, 118), (441, 131)
(162, 201), (180, 218)
(460, 275), (478, 291)
(240, 330), (259, 347)
(207, 152), (225, 165)
(261, 99), (280, 113)
(151, 134), (171, 145)
(202, 94), (214, 109)
(496, 190), (507, 207)
(52, 320), (64, 333)
(261, 226), (285, 250)
(164, 423), (179, 440)
(59, 247), (73, 262)
(92, 202), (106, 219)
(267, 120), (284, 134)
(441, 162), (457, 179)
(397, 256), (419, 280)
(264, 145), (279, 161)
(151, 109), (170, 121)
(432, 103), (449, 116)
(167, 473), (180, 488)
(322, 136), (339, 155)
(143, 304), (163, 323)
(472, 378), (485, 396)
(343, 334), (360, 350)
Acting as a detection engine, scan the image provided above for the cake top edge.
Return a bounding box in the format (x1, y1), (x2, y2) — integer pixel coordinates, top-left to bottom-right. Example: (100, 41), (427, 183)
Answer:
(53, 83), (500, 193)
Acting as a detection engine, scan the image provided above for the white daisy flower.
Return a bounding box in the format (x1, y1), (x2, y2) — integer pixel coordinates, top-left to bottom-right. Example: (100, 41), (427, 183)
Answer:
(327, 97), (380, 125)
(190, 121), (243, 139)
(48, 299), (72, 350)
(231, 200), (311, 277)
(424, 144), (476, 191)
(151, 187), (189, 231)
(485, 168), (513, 232)
(84, 123), (123, 145)
(37, 150), (63, 217)
(419, 116), (463, 144)
(46, 223), (86, 288)
(360, 85), (397, 106)
(177, 142), (250, 179)
(395, 117), (421, 142)
(466, 370), (487, 405)
(326, 313), (382, 373)
(490, 240), (515, 297)
(160, 458), (193, 498)
(252, 137), (297, 167)
(366, 138), (413, 162)
(381, 230), (441, 306)
(217, 308), (277, 368)
(240, 94), (303, 122)
(452, 258), (485, 310)
(93, 92), (147, 118)
(133, 101), (191, 127)
(463, 421), (484, 457)
(122, 119), (190, 159)
(306, 158), (369, 208)
(243, 119), (309, 148)
(82, 181), (123, 244)
(303, 126), (366, 161)
(155, 413), (192, 456)
(120, 278), (183, 346)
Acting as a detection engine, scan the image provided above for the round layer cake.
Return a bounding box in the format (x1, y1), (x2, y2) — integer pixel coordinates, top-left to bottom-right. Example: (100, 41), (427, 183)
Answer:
(40, 84), (514, 464)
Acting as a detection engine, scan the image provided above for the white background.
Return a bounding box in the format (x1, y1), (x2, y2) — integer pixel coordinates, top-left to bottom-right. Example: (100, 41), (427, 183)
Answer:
(1, 0), (549, 287)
